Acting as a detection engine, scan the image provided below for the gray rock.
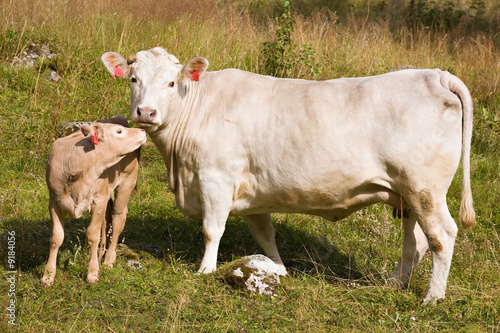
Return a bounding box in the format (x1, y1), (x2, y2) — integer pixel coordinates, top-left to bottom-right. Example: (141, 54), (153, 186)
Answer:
(10, 43), (55, 68)
(50, 70), (61, 82)
(61, 121), (92, 136)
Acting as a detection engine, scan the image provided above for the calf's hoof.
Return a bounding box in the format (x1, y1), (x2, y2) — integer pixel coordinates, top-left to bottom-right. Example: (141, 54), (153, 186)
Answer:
(87, 273), (99, 284)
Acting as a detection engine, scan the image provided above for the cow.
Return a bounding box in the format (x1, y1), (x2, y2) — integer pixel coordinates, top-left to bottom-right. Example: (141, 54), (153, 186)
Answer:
(101, 47), (475, 303)
(42, 116), (147, 286)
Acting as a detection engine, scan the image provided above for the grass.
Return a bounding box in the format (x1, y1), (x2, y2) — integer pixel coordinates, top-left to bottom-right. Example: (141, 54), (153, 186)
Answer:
(0, 0), (499, 331)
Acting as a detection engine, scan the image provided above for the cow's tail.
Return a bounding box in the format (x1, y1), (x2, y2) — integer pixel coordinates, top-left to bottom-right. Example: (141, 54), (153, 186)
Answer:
(440, 70), (476, 229)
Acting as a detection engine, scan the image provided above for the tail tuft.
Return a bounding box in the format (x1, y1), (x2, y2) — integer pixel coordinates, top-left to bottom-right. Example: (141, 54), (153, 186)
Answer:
(460, 188), (476, 230)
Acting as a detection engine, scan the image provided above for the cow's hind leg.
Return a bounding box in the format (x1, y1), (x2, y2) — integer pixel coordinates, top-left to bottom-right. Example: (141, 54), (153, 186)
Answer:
(422, 205), (458, 303)
(407, 191), (458, 303)
(42, 201), (65, 287)
(389, 212), (429, 288)
(244, 213), (286, 275)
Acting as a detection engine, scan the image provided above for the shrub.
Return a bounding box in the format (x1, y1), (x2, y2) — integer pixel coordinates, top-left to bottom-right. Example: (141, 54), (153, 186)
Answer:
(260, 1), (322, 79)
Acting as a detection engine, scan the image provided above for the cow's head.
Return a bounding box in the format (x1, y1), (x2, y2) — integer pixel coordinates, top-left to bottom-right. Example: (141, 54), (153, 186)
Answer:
(101, 47), (208, 132)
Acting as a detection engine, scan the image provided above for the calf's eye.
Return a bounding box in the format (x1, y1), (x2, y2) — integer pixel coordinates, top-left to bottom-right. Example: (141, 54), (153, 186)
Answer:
(117, 129), (122, 134)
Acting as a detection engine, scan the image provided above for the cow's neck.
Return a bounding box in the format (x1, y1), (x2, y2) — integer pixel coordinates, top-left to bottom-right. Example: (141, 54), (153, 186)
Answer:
(147, 80), (207, 194)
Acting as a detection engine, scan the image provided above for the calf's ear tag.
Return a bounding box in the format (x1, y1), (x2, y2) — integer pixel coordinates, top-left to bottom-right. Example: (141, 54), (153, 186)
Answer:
(112, 65), (124, 78)
(191, 68), (199, 81)
(92, 132), (99, 145)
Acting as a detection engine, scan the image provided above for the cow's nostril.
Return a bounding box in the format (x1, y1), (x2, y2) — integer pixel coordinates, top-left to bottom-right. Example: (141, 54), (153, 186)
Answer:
(150, 110), (156, 119)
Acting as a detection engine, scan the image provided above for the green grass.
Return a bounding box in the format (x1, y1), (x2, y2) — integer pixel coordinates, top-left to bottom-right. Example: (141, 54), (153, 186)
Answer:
(1, 0), (499, 331)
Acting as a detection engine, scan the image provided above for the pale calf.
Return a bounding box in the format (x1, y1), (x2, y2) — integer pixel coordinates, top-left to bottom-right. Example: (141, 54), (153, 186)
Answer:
(42, 116), (146, 286)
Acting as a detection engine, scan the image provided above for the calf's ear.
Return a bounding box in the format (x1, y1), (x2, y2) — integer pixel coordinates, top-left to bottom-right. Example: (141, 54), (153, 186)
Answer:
(80, 124), (92, 137)
(101, 52), (132, 78)
(91, 123), (105, 141)
(180, 57), (209, 81)
(81, 123), (104, 142)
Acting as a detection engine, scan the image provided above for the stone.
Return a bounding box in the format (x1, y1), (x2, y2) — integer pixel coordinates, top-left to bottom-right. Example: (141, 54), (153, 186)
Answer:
(220, 254), (285, 297)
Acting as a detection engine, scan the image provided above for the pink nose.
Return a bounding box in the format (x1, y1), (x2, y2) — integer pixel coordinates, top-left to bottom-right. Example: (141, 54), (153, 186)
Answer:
(135, 106), (157, 123)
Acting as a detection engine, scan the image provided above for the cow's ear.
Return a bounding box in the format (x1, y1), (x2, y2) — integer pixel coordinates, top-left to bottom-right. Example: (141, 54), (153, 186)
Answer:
(180, 57), (209, 81)
(101, 52), (132, 78)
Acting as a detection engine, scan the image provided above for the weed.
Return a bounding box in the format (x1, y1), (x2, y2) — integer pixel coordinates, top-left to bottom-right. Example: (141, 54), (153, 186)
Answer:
(261, 1), (322, 79)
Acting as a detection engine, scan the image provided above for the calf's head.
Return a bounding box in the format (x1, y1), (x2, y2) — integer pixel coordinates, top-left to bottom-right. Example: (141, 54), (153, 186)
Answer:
(80, 122), (146, 159)
(101, 47), (209, 132)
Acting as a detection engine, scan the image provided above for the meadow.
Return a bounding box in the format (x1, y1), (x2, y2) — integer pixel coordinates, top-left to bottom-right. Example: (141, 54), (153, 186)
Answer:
(0, 0), (499, 331)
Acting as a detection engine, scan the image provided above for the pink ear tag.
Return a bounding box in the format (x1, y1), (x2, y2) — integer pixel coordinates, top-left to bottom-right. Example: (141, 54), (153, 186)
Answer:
(92, 132), (99, 145)
(191, 68), (199, 81)
(112, 65), (124, 78)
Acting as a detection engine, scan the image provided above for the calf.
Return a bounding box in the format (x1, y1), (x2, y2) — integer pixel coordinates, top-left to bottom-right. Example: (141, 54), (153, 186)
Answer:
(42, 116), (146, 286)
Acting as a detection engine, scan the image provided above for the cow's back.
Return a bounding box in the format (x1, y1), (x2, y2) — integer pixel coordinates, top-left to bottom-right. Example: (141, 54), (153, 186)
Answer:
(187, 69), (464, 218)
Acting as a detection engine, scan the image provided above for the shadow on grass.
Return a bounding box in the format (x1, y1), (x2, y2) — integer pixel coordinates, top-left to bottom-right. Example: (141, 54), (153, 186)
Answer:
(0, 213), (364, 282)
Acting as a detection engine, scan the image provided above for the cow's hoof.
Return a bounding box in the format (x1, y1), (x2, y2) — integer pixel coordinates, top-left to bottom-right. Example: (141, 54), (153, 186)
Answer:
(197, 266), (216, 274)
(276, 264), (288, 277)
(422, 293), (443, 305)
(41, 277), (53, 288)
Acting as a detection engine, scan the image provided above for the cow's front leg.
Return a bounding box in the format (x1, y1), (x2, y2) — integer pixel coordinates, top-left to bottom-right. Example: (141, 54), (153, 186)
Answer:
(197, 178), (232, 274)
(245, 213), (286, 275)
(198, 218), (227, 273)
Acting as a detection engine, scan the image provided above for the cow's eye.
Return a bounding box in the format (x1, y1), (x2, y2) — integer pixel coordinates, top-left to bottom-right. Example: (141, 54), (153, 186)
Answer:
(168, 81), (175, 88)
(131, 77), (137, 83)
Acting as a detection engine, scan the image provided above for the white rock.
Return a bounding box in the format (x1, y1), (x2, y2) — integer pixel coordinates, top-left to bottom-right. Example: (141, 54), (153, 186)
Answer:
(221, 254), (285, 297)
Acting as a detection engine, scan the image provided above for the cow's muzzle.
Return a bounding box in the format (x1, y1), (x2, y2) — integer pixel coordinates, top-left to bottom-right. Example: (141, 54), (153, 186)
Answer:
(134, 106), (157, 124)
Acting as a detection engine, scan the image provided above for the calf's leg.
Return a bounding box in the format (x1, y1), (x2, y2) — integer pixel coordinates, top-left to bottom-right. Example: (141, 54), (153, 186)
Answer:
(87, 201), (106, 283)
(41, 201), (65, 287)
(104, 160), (138, 266)
(103, 191), (132, 266)
(99, 199), (114, 261)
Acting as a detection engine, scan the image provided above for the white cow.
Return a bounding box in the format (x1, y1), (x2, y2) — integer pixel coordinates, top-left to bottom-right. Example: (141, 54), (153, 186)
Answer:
(102, 47), (475, 302)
